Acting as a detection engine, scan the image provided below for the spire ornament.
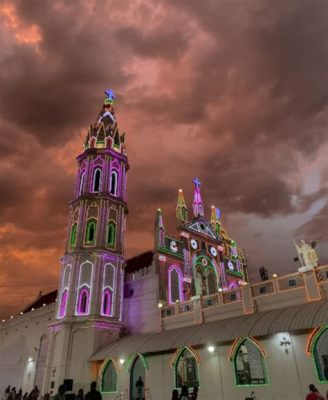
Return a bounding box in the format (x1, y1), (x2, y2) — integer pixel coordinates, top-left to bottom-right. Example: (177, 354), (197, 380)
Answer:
(176, 189), (188, 223)
(192, 177), (204, 218)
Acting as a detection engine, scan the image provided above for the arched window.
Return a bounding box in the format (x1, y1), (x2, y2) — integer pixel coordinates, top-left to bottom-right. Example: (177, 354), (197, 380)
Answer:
(312, 326), (328, 382)
(58, 265), (71, 319)
(233, 338), (268, 386)
(102, 264), (115, 316)
(101, 360), (118, 393)
(193, 257), (218, 297)
(107, 222), (116, 248)
(207, 271), (216, 295)
(174, 347), (199, 389)
(169, 266), (183, 304)
(59, 289), (68, 318)
(77, 287), (90, 315)
(102, 289), (112, 316)
(70, 223), (78, 247)
(76, 261), (93, 316)
(85, 219), (97, 245)
(110, 170), (118, 196)
(93, 168), (102, 192)
(79, 172), (85, 196)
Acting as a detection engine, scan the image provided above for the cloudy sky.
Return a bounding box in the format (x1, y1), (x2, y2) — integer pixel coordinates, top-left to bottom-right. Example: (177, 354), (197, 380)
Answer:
(0, 0), (327, 318)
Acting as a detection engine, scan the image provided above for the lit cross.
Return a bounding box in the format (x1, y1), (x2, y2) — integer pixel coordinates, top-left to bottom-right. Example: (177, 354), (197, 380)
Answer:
(193, 177), (201, 190)
(104, 88), (116, 101)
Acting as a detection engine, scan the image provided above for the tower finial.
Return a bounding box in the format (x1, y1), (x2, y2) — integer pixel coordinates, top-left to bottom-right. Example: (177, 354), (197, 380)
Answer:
(211, 206), (221, 234)
(155, 208), (165, 248)
(192, 177), (204, 218)
(176, 189), (188, 223)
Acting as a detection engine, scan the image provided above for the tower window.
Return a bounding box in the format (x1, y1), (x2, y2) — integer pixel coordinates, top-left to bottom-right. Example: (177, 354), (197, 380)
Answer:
(86, 219), (97, 245)
(70, 223), (78, 247)
(77, 287), (90, 315)
(79, 172), (85, 196)
(58, 289), (68, 318)
(110, 170), (118, 196)
(107, 222), (116, 249)
(93, 168), (102, 192)
(102, 289), (112, 316)
(169, 266), (183, 304)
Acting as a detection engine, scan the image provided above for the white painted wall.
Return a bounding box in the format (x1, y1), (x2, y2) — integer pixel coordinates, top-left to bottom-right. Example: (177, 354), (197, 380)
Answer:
(0, 305), (55, 396)
(100, 331), (328, 400)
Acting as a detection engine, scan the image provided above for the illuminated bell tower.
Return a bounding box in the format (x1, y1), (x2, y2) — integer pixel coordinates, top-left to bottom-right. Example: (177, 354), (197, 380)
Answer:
(45, 89), (128, 392)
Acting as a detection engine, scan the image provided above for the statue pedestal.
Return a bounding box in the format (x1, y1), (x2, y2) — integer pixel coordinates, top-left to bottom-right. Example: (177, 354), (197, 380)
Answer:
(298, 265), (314, 273)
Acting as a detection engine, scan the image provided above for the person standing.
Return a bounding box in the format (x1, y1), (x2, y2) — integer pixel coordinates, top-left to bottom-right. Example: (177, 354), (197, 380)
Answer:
(180, 386), (189, 400)
(76, 389), (84, 400)
(171, 390), (179, 400)
(306, 384), (324, 400)
(135, 377), (144, 400)
(85, 382), (101, 400)
(53, 385), (66, 400)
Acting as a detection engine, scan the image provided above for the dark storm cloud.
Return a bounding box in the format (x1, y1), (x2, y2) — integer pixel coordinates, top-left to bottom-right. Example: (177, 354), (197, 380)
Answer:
(0, 0), (327, 317)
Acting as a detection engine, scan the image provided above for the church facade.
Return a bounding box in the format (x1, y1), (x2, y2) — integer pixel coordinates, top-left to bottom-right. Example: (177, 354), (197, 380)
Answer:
(1, 92), (328, 400)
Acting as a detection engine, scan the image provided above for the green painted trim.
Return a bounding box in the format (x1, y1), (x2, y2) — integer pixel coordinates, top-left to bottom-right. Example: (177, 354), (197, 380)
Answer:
(311, 325), (328, 383)
(101, 359), (118, 393)
(70, 223), (77, 247)
(232, 338), (269, 387)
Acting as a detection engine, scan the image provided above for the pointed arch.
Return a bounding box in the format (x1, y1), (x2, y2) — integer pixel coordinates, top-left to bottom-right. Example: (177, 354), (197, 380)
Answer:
(70, 223), (78, 247)
(168, 265), (184, 304)
(110, 170), (118, 196)
(308, 325), (328, 382)
(93, 168), (102, 192)
(101, 358), (118, 393)
(101, 263), (115, 316)
(171, 346), (200, 389)
(230, 337), (268, 386)
(106, 221), (116, 249)
(127, 353), (149, 372)
(85, 218), (97, 245)
(79, 171), (85, 196)
(76, 261), (93, 316)
(58, 265), (71, 318)
(193, 255), (219, 296)
(77, 287), (90, 315)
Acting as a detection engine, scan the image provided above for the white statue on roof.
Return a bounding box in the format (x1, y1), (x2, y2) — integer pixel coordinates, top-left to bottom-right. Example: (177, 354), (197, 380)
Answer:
(294, 239), (320, 269)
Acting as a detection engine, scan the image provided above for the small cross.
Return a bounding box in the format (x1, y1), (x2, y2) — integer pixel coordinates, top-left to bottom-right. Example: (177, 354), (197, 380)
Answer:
(193, 177), (201, 189)
(104, 88), (115, 101)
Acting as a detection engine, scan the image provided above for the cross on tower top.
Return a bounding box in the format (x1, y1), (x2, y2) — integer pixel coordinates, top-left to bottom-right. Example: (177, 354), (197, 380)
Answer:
(193, 177), (201, 189)
(104, 88), (116, 101)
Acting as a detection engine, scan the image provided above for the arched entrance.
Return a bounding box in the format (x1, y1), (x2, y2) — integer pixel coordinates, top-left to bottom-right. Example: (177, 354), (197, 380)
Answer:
(129, 355), (146, 400)
(193, 256), (218, 296)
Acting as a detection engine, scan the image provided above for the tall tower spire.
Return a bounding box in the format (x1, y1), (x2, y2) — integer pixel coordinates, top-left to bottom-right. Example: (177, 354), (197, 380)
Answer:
(47, 90), (129, 392)
(192, 177), (204, 218)
(155, 208), (165, 248)
(176, 189), (188, 223)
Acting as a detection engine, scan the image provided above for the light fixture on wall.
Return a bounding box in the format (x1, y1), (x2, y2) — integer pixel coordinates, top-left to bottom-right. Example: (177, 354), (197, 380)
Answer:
(28, 357), (33, 362)
(119, 358), (125, 365)
(157, 302), (163, 308)
(207, 345), (215, 353)
(280, 336), (291, 354)
(273, 274), (278, 278)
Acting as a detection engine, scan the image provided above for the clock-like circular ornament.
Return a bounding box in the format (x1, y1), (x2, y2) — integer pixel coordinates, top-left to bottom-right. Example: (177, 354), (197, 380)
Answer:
(210, 246), (218, 257)
(228, 260), (234, 271)
(190, 239), (198, 250)
(170, 240), (178, 253)
(201, 257), (208, 266)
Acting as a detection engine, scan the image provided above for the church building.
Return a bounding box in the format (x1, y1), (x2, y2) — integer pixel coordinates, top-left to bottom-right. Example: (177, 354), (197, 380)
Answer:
(1, 91), (328, 400)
